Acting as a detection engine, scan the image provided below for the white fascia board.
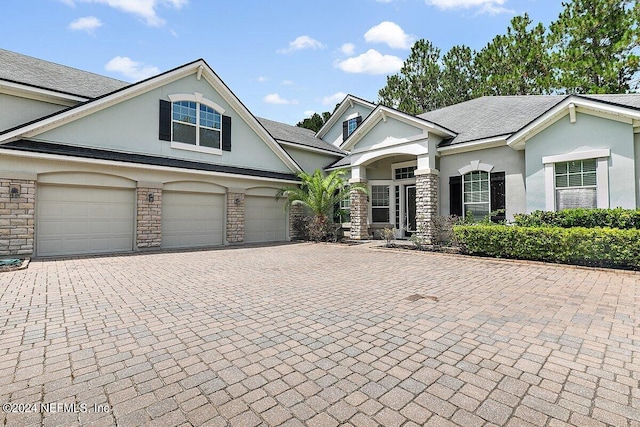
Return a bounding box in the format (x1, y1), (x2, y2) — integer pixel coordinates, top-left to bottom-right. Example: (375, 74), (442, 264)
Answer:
(341, 106), (456, 152)
(0, 60), (302, 174)
(438, 135), (509, 155)
(0, 148), (300, 185)
(316, 95), (376, 139)
(0, 79), (88, 106)
(0, 64), (195, 143)
(508, 96), (640, 149)
(350, 133), (429, 155)
(277, 140), (345, 157)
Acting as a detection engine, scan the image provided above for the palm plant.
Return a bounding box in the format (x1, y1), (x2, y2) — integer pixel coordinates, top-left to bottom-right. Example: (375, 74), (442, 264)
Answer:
(277, 169), (366, 241)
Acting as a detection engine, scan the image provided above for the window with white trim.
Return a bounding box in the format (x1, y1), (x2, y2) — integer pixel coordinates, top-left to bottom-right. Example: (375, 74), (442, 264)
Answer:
(172, 101), (221, 149)
(463, 171), (490, 220)
(555, 159), (597, 210)
(339, 193), (350, 223)
(371, 185), (390, 223)
(347, 118), (358, 137)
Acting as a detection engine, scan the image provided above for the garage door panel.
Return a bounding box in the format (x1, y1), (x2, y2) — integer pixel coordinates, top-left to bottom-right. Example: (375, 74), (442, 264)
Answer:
(37, 185), (135, 257)
(162, 192), (224, 249)
(245, 196), (287, 243)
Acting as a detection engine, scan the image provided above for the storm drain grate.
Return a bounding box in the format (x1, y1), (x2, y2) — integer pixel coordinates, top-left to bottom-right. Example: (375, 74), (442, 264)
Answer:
(406, 294), (439, 302)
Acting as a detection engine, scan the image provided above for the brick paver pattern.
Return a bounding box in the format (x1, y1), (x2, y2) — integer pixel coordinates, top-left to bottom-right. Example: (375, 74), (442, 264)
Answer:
(1, 243), (639, 426)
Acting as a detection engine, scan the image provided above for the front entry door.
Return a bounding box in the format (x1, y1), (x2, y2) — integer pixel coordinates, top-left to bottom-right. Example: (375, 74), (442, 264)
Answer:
(405, 185), (416, 236)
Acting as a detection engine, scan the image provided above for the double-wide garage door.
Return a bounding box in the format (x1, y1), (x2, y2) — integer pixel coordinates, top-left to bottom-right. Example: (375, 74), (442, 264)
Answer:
(161, 191), (224, 249)
(37, 185), (135, 257)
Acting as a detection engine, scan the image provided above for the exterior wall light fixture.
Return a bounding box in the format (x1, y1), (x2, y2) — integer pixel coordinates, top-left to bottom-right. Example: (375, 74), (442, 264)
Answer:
(148, 192), (155, 203)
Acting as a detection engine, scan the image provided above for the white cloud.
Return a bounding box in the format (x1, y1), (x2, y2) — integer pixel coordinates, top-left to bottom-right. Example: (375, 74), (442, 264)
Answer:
(340, 43), (356, 55)
(278, 35), (325, 54)
(257, 76), (268, 82)
(69, 0), (187, 27)
(364, 21), (415, 49)
(105, 56), (160, 81)
(68, 16), (102, 33)
(263, 93), (299, 105)
(282, 80), (295, 86)
(322, 92), (347, 106)
(303, 110), (316, 116)
(425, 0), (512, 14)
(335, 49), (403, 75)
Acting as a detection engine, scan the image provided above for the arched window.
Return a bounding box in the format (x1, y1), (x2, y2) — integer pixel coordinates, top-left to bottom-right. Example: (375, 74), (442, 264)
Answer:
(172, 100), (222, 149)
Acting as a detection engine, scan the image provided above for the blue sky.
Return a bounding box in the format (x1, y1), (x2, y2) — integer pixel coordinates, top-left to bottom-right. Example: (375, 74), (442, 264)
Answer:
(2, 0), (565, 125)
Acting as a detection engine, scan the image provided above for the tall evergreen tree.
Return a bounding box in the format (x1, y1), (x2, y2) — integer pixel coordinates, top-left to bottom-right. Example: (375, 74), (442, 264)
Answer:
(378, 39), (443, 115)
(475, 14), (552, 96)
(296, 112), (331, 132)
(549, 0), (640, 93)
(440, 45), (478, 106)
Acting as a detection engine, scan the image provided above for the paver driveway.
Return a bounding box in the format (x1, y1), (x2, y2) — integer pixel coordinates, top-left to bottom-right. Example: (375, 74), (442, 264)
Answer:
(0, 243), (639, 427)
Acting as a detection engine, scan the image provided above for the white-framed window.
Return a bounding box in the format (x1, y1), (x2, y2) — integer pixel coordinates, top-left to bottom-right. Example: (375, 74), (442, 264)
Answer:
(172, 101), (221, 149)
(554, 159), (597, 210)
(463, 171), (490, 219)
(339, 194), (350, 223)
(371, 185), (390, 223)
(394, 166), (416, 180)
(347, 118), (358, 137)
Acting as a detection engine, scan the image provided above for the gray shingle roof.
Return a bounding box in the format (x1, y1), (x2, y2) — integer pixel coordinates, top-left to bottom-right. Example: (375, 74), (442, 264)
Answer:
(257, 117), (345, 155)
(419, 95), (564, 146)
(419, 94), (640, 147)
(0, 49), (129, 98)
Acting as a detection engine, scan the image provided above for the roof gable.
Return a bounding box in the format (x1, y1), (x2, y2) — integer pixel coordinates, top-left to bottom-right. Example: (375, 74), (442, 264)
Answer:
(341, 105), (456, 152)
(0, 59), (302, 174)
(316, 94), (376, 141)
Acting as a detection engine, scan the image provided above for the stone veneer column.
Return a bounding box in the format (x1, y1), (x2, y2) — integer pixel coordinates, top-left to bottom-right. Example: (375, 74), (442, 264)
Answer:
(349, 189), (369, 240)
(288, 203), (304, 240)
(136, 187), (162, 249)
(0, 178), (35, 256)
(226, 192), (245, 243)
(415, 169), (439, 245)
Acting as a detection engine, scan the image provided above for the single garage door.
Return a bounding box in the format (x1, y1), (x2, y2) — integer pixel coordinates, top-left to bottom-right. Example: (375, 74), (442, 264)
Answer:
(162, 191), (224, 249)
(37, 185), (135, 257)
(245, 196), (287, 243)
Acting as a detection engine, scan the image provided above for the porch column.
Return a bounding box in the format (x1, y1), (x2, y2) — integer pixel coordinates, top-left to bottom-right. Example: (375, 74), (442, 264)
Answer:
(414, 168), (439, 245)
(288, 203), (304, 240)
(0, 176), (36, 256)
(349, 166), (369, 240)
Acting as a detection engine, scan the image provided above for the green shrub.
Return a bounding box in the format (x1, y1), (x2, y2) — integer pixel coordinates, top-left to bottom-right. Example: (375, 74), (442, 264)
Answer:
(513, 208), (640, 229)
(453, 225), (640, 270)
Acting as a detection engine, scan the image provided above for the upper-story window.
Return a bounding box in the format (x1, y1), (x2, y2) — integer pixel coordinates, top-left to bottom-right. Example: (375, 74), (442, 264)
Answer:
(172, 101), (221, 149)
(342, 116), (362, 141)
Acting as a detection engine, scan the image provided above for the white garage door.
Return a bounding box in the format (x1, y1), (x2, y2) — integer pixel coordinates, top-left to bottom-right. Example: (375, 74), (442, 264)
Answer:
(162, 191), (224, 249)
(245, 196), (287, 243)
(37, 185), (135, 257)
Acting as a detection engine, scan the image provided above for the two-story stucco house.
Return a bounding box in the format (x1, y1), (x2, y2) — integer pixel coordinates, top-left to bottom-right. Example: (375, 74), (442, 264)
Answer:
(2, 49), (640, 257)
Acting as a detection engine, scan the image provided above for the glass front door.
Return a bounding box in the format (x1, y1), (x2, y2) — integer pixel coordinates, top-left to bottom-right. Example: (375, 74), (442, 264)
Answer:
(406, 185), (416, 235)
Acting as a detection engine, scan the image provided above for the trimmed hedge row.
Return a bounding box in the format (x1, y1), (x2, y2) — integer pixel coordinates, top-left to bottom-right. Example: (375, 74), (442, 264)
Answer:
(513, 208), (640, 229)
(453, 225), (640, 270)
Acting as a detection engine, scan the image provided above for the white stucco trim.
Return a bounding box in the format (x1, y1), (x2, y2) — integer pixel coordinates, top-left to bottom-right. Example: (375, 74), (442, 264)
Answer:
(0, 148), (300, 185)
(168, 92), (226, 114)
(458, 160), (494, 175)
(543, 150), (610, 211)
(437, 136), (508, 155)
(170, 141), (222, 156)
(351, 140), (429, 167)
(0, 79), (88, 106)
(277, 140), (345, 157)
(542, 149), (610, 164)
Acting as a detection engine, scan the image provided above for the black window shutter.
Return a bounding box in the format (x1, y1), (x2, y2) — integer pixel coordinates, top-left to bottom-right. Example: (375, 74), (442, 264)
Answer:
(355, 116), (362, 127)
(449, 176), (462, 217)
(222, 115), (232, 151)
(490, 172), (506, 222)
(342, 120), (349, 141)
(159, 99), (171, 141)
